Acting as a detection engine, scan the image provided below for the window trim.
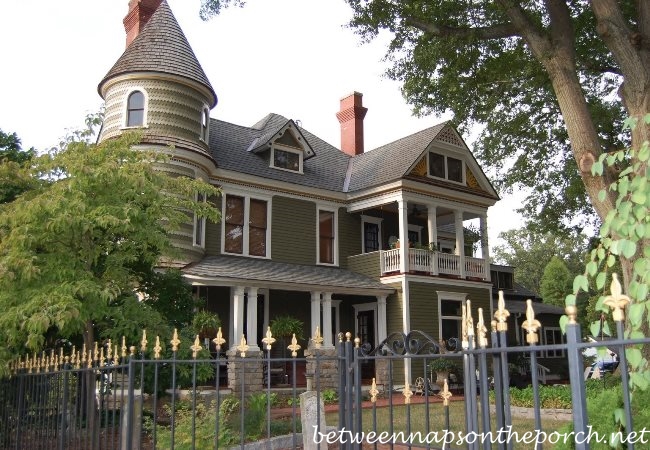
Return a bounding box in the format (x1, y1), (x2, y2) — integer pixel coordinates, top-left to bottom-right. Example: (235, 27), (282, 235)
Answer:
(193, 192), (206, 248)
(427, 150), (466, 185)
(317, 206), (338, 266)
(408, 224), (422, 246)
(543, 327), (565, 358)
(361, 215), (383, 253)
(436, 291), (467, 345)
(221, 192), (272, 259)
(122, 88), (148, 129)
(200, 107), (210, 142)
(270, 143), (303, 173)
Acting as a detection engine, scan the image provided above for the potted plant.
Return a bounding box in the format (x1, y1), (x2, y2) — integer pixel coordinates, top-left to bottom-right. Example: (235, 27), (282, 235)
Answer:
(191, 310), (221, 341)
(429, 357), (458, 384)
(270, 315), (305, 385)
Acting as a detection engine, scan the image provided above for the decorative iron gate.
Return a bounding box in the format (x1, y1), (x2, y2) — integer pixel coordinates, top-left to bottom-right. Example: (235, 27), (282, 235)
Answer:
(1, 280), (649, 449)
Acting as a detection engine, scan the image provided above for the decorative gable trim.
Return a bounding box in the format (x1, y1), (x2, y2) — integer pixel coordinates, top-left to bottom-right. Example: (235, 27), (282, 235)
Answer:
(435, 126), (464, 147)
(246, 120), (315, 160)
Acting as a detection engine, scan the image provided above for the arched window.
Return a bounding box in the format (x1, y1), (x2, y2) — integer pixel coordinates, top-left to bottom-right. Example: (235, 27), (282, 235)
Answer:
(126, 91), (145, 127)
(200, 108), (209, 141)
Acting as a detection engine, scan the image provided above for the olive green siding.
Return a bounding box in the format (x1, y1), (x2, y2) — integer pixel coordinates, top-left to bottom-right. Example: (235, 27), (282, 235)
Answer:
(338, 209), (361, 269)
(347, 252), (381, 280)
(100, 78), (210, 148)
(271, 196), (316, 264)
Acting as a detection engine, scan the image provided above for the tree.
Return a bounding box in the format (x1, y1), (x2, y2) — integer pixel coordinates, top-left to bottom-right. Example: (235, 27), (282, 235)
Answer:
(492, 226), (587, 295)
(0, 129), (36, 203)
(540, 256), (572, 307)
(0, 131), (220, 371)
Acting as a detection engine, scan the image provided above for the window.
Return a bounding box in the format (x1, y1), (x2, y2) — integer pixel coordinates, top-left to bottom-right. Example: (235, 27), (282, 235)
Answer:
(126, 91), (145, 127)
(194, 192), (206, 247)
(361, 215), (383, 253)
(440, 299), (463, 350)
(428, 152), (465, 184)
(319, 210), (335, 264)
(200, 108), (209, 141)
(223, 195), (269, 257)
(544, 328), (565, 358)
(491, 271), (514, 290)
(270, 144), (303, 173)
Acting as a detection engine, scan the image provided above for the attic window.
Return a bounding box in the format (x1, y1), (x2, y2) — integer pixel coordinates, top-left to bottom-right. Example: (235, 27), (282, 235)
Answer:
(428, 151), (465, 184)
(271, 144), (302, 173)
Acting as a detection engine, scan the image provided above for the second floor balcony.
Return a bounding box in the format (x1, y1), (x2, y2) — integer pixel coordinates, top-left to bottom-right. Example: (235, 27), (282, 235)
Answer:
(380, 247), (488, 279)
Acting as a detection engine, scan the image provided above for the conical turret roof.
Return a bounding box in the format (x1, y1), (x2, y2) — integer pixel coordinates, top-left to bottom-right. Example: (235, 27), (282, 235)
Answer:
(98, 0), (216, 106)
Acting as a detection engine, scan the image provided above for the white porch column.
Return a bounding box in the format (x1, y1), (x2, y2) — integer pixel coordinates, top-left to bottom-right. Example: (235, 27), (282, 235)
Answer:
(231, 286), (245, 349)
(310, 291), (322, 341)
(246, 287), (259, 350)
(454, 210), (466, 278)
(480, 213), (491, 281)
(376, 295), (388, 343)
(322, 292), (334, 348)
(397, 199), (409, 273)
(427, 205), (438, 275)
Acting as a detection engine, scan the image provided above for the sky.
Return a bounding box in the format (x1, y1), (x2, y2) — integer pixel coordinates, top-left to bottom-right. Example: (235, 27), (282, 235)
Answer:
(0, 0), (525, 251)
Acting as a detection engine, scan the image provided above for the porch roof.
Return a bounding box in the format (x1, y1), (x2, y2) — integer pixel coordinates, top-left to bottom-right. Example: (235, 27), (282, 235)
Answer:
(182, 255), (394, 296)
(503, 300), (564, 316)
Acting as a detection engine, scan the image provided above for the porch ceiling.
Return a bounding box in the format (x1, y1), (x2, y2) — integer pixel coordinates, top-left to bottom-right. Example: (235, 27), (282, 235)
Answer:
(182, 255), (395, 296)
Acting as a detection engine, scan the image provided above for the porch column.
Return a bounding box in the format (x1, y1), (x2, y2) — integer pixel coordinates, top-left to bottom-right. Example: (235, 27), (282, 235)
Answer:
(322, 292), (334, 348)
(397, 199), (409, 273)
(310, 291), (322, 341)
(376, 295), (388, 343)
(454, 210), (466, 278)
(246, 287), (259, 350)
(427, 205), (438, 275)
(480, 213), (491, 281)
(231, 286), (245, 349)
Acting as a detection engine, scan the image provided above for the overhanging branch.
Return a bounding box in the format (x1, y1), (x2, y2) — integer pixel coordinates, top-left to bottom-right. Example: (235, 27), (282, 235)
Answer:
(404, 16), (518, 40)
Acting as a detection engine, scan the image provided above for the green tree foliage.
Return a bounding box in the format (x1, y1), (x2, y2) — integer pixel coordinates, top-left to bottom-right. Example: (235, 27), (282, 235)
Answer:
(492, 226), (588, 295)
(540, 256), (572, 307)
(0, 129), (36, 203)
(0, 131), (220, 371)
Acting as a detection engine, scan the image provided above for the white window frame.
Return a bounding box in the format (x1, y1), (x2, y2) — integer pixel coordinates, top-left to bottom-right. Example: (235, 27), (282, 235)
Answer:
(317, 206), (338, 266)
(193, 192), (206, 248)
(543, 327), (565, 358)
(436, 291), (467, 345)
(122, 87), (149, 129)
(427, 150), (466, 185)
(270, 143), (303, 174)
(361, 215), (383, 253)
(221, 192), (272, 258)
(200, 107), (210, 142)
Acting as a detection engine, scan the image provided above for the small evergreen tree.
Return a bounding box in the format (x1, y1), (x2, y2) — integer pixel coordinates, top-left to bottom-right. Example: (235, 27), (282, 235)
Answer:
(540, 256), (572, 307)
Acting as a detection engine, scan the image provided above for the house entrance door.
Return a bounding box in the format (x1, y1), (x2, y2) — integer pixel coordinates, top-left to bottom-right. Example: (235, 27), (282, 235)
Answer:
(356, 309), (376, 380)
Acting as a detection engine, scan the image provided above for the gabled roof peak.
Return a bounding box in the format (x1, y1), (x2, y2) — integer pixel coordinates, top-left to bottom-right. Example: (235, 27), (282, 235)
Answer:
(98, 0), (216, 106)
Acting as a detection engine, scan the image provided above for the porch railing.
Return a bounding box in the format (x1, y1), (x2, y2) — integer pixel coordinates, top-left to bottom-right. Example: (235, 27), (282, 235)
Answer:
(381, 249), (486, 279)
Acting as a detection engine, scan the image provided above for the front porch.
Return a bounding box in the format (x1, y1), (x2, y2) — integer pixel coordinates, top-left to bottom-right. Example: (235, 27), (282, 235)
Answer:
(380, 248), (488, 279)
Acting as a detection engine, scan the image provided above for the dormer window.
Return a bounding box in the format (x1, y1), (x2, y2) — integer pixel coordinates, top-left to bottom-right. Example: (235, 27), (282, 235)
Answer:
(200, 108), (209, 141)
(126, 91), (145, 127)
(428, 151), (465, 184)
(272, 146), (301, 172)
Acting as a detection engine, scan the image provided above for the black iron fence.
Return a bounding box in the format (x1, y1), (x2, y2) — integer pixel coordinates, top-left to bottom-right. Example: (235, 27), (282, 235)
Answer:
(1, 287), (649, 449)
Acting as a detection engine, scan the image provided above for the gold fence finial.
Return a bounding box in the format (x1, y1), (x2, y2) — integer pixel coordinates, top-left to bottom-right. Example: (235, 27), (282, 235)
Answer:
(141, 329), (148, 353)
(565, 305), (578, 324)
(191, 335), (203, 359)
(461, 302), (468, 349)
(521, 299), (541, 344)
(154, 336), (162, 359)
(354, 337), (361, 348)
(345, 332), (352, 342)
(129, 346), (136, 357)
(237, 335), (249, 357)
(477, 307), (488, 348)
(121, 336), (127, 358)
(370, 378), (379, 403)
(114, 345), (119, 364)
(312, 326), (323, 349)
(494, 291), (510, 332)
(288, 333), (301, 357)
(99, 347), (105, 367)
(106, 340), (112, 361)
(262, 327), (275, 351)
(87, 350), (93, 369)
(171, 329), (181, 353)
(93, 342), (99, 362)
(402, 381), (413, 404)
(466, 300), (475, 349)
(213, 327), (226, 352)
(439, 378), (453, 406)
(603, 273), (630, 322)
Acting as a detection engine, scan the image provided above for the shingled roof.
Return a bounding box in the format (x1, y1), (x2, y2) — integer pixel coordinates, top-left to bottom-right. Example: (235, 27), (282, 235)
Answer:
(183, 255), (394, 295)
(98, 0), (216, 106)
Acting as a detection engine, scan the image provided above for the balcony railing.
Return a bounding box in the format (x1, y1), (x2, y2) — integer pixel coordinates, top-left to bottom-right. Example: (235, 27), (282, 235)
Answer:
(380, 249), (488, 280)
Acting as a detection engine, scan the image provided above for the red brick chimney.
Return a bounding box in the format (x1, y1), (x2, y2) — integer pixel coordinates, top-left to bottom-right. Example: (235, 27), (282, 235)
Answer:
(123, 0), (163, 48)
(336, 92), (368, 156)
